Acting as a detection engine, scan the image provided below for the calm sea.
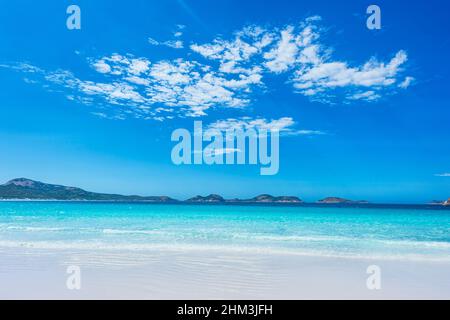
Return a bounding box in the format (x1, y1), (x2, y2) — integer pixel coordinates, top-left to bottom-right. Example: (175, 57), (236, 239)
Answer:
(1, 202), (449, 261)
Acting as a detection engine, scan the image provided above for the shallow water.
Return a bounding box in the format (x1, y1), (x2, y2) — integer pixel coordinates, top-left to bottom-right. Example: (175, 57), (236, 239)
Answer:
(0, 202), (449, 261)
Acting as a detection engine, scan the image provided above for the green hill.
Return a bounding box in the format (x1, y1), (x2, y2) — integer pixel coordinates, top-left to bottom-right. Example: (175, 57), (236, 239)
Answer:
(0, 178), (176, 202)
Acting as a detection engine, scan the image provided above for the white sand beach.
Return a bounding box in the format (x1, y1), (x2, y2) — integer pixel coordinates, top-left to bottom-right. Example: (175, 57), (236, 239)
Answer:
(1, 247), (449, 300)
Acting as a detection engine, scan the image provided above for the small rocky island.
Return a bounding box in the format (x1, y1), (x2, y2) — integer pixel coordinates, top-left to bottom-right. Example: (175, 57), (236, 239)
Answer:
(186, 194), (225, 203)
(187, 194), (303, 204)
(428, 199), (450, 206)
(317, 197), (368, 204)
(241, 194), (303, 203)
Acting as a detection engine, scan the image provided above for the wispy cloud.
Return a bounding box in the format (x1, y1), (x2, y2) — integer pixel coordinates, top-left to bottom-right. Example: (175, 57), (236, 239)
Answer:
(347, 91), (381, 102)
(435, 173), (450, 177)
(399, 76), (415, 89)
(148, 25), (186, 49)
(1, 16), (413, 121)
(207, 117), (325, 136)
(195, 147), (242, 157)
(0, 62), (43, 73)
(149, 38), (184, 49)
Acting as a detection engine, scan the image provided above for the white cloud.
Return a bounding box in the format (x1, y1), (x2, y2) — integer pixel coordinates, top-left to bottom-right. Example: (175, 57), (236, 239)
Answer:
(91, 112), (108, 119)
(4, 17), (414, 121)
(148, 25), (185, 49)
(201, 148), (242, 157)
(348, 91), (381, 102)
(190, 25), (271, 75)
(124, 75), (150, 86)
(399, 76), (415, 89)
(293, 51), (409, 101)
(90, 55), (150, 76)
(295, 129), (326, 135)
(191, 19), (411, 103)
(42, 69), (148, 117)
(149, 60), (193, 85)
(92, 60), (111, 74)
(163, 40), (184, 49)
(264, 26), (299, 73)
(128, 58), (151, 75)
(80, 82), (146, 104)
(33, 56), (260, 120)
(148, 37), (160, 46)
(435, 173), (450, 177)
(207, 117), (325, 136)
(173, 25), (185, 38)
(144, 59), (262, 116)
(0, 62), (43, 73)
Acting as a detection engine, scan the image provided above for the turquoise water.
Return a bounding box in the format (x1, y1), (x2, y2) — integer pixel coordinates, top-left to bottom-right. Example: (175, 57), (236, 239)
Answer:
(0, 202), (449, 261)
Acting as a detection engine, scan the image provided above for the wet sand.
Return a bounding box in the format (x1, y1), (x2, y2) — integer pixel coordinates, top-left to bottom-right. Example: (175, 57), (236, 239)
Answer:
(1, 247), (449, 299)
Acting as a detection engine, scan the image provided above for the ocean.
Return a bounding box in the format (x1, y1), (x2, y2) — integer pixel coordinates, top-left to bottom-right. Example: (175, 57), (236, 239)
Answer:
(1, 202), (449, 262)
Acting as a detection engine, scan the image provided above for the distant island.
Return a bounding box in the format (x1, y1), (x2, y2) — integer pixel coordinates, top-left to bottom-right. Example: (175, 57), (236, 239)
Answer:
(0, 178), (449, 206)
(186, 194), (303, 204)
(0, 178), (303, 203)
(428, 199), (450, 206)
(317, 197), (369, 204)
(0, 178), (176, 202)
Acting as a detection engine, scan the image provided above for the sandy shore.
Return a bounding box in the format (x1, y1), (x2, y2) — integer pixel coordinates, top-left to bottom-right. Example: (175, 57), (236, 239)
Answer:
(1, 247), (449, 300)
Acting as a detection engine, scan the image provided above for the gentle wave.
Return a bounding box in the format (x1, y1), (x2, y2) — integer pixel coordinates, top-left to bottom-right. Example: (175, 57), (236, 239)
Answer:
(234, 234), (352, 242)
(6, 226), (66, 232)
(102, 228), (166, 235)
(377, 239), (450, 249)
(3, 226), (450, 250)
(1, 240), (449, 262)
(232, 233), (450, 248)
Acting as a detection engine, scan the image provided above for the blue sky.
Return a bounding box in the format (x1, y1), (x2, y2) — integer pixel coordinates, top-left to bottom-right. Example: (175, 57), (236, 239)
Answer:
(0, 0), (449, 203)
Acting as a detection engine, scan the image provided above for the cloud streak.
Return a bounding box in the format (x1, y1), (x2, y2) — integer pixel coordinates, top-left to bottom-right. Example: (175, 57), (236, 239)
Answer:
(207, 117), (326, 137)
(435, 173), (450, 177)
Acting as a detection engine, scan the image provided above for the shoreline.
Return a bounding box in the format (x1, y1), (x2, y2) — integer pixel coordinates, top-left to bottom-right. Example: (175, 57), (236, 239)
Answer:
(1, 240), (449, 263)
(1, 199), (450, 209)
